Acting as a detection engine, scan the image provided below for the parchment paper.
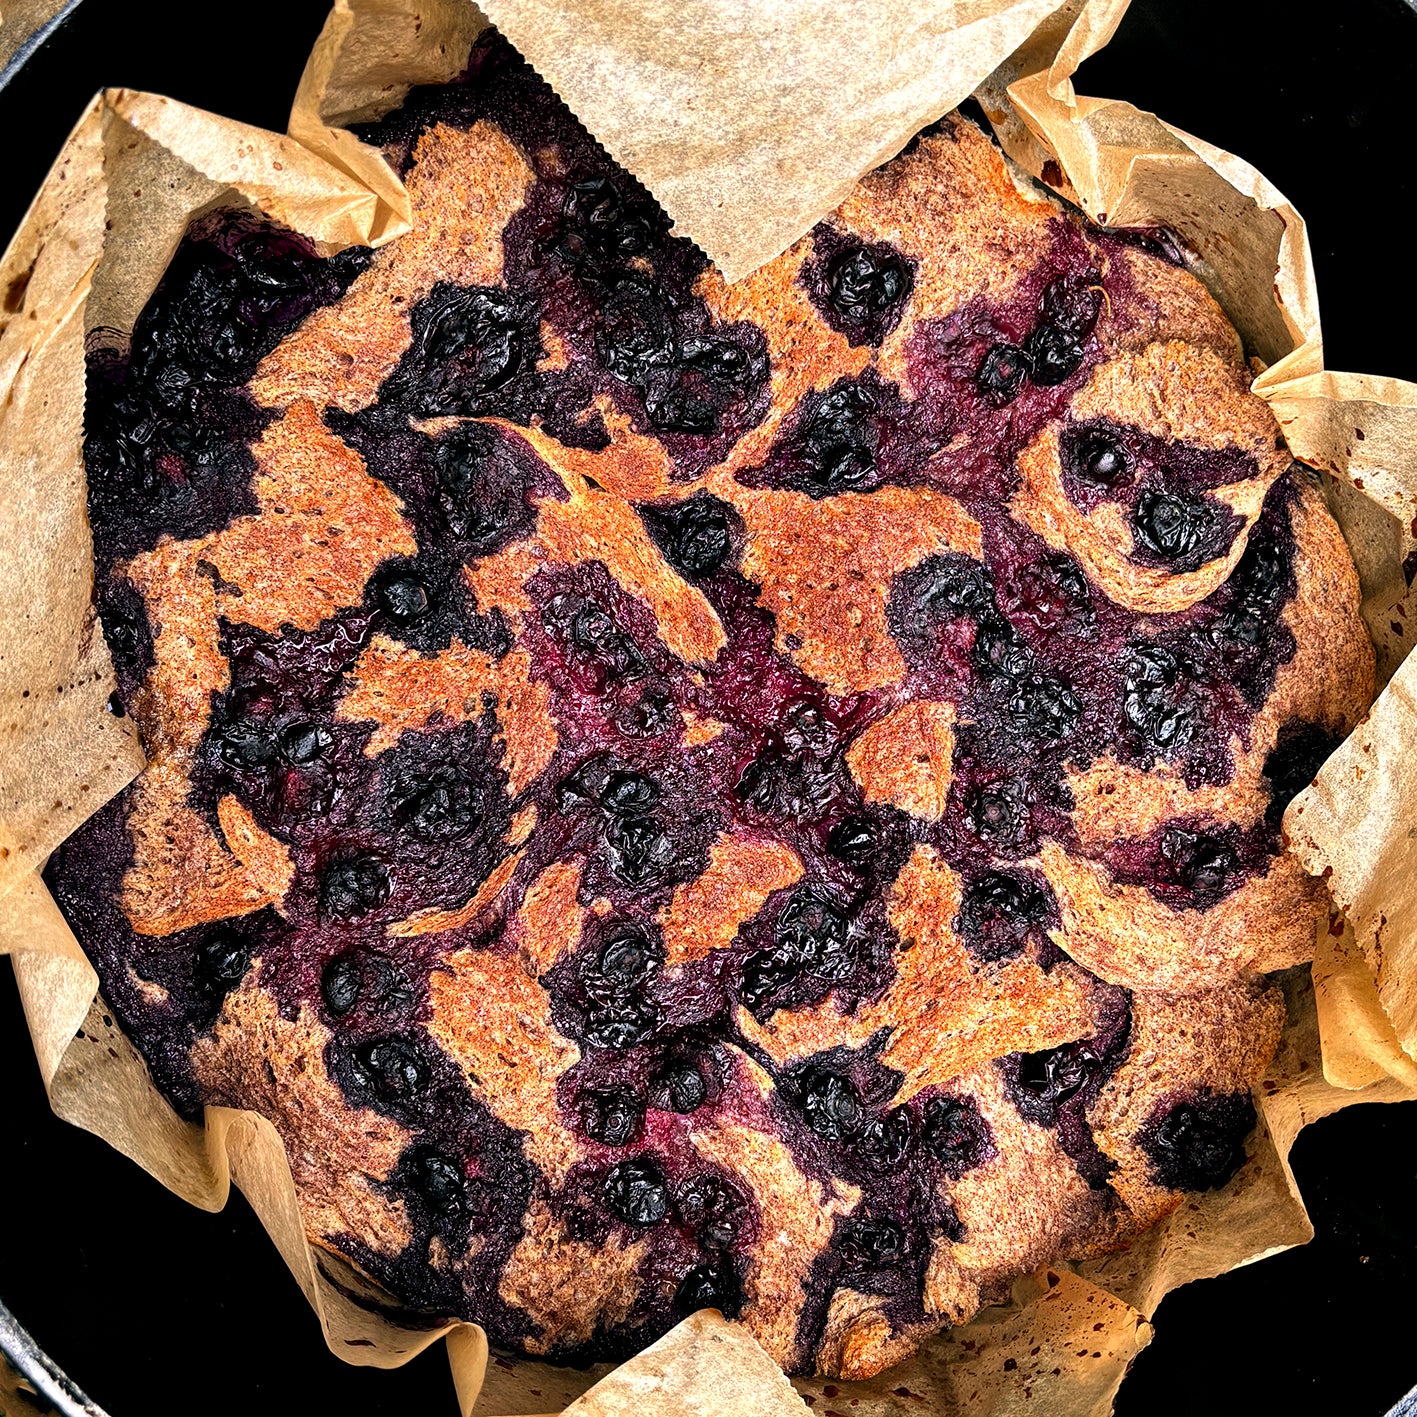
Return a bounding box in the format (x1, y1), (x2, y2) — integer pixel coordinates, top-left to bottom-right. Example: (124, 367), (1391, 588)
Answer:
(3, 0), (1417, 1413)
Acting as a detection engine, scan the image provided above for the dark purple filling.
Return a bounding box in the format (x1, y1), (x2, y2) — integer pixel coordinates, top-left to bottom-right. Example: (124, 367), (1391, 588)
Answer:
(48, 29), (1310, 1370)
(999, 986), (1131, 1186)
(801, 227), (917, 347)
(1138, 1089), (1257, 1192)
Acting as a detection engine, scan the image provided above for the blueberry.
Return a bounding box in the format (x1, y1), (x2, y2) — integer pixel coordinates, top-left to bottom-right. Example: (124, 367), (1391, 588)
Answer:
(605, 814), (673, 885)
(217, 719), (275, 770)
(734, 748), (840, 826)
(1065, 427), (1132, 488)
(195, 929), (252, 993)
(782, 701), (838, 754)
(1039, 275), (1102, 339)
(379, 575), (431, 624)
(798, 1068), (863, 1142)
(1014, 1043), (1095, 1123)
(601, 771), (660, 816)
(565, 177), (651, 260)
(827, 815), (879, 867)
(858, 1108), (914, 1170)
(799, 383), (877, 492)
(922, 557), (996, 620)
(775, 890), (851, 981)
(972, 616), (1032, 680)
(321, 953), (363, 1015)
(1024, 323), (1086, 385)
(1006, 672), (1081, 742)
(320, 852), (391, 918)
(649, 1063), (707, 1114)
(678, 335), (752, 386)
(546, 594), (647, 682)
(1131, 490), (1215, 564)
(955, 870), (1053, 963)
(644, 496), (733, 579)
(843, 1216), (905, 1268)
(405, 1146), (466, 1213)
(1122, 644), (1193, 751)
(597, 280), (674, 385)
(279, 721), (332, 765)
(603, 1157), (669, 1226)
(580, 1089), (645, 1145)
(976, 343), (1030, 405)
(826, 246), (912, 322)
(674, 1174), (746, 1249)
(1263, 721), (1341, 826)
(1141, 1092), (1256, 1191)
(923, 1095), (992, 1177)
(434, 427), (518, 547)
(596, 926), (660, 985)
(1160, 826), (1238, 902)
(418, 285), (523, 390)
(674, 1261), (743, 1318)
(353, 1037), (427, 1104)
(397, 773), (478, 841)
(584, 1002), (660, 1050)
(968, 783), (1027, 846)
(646, 386), (719, 435)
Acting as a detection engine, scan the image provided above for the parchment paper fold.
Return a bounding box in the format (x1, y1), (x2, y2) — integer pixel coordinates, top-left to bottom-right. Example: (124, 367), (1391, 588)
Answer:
(3, 1), (1417, 1413)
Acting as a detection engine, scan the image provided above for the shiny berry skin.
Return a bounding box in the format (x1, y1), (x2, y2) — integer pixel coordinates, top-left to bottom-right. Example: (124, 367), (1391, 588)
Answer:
(976, 342), (1030, 405)
(321, 953), (363, 1015)
(601, 771), (660, 816)
(1024, 323), (1086, 385)
(643, 495), (734, 579)
(1141, 1091), (1256, 1191)
(195, 929), (251, 996)
(858, 1108), (914, 1170)
(649, 1063), (707, 1114)
(217, 720), (275, 770)
(674, 1174), (746, 1249)
(827, 814), (879, 867)
(1122, 644), (1193, 751)
(826, 246), (912, 322)
(955, 869), (1053, 963)
(278, 721), (332, 764)
(923, 1095), (992, 1177)
(596, 927), (660, 985)
(1131, 489), (1214, 563)
(379, 574), (431, 624)
(798, 1068), (863, 1142)
(319, 852), (391, 918)
(603, 1157), (669, 1226)
(580, 1089), (645, 1146)
(405, 1146), (467, 1213)
(674, 1261), (743, 1318)
(1160, 826), (1239, 902)
(353, 1037), (427, 1105)
(843, 1216), (905, 1268)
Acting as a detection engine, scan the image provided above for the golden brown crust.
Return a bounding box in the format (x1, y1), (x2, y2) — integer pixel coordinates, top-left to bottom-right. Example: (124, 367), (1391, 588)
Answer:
(1012, 343), (1289, 615)
(690, 1053), (860, 1369)
(737, 847), (1099, 1102)
(845, 699), (956, 822)
(1088, 981), (1286, 1225)
(498, 1198), (648, 1354)
(251, 123), (534, 412)
(337, 637), (557, 794)
(727, 483), (980, 693)
(192, 982), (414, 1255)
(658, 832), (802, 969)
(426, 942), (582, 1186)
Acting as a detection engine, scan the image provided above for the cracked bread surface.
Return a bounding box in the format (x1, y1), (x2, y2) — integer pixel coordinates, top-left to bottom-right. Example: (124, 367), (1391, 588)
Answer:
(50, 31), (1371, 1380)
